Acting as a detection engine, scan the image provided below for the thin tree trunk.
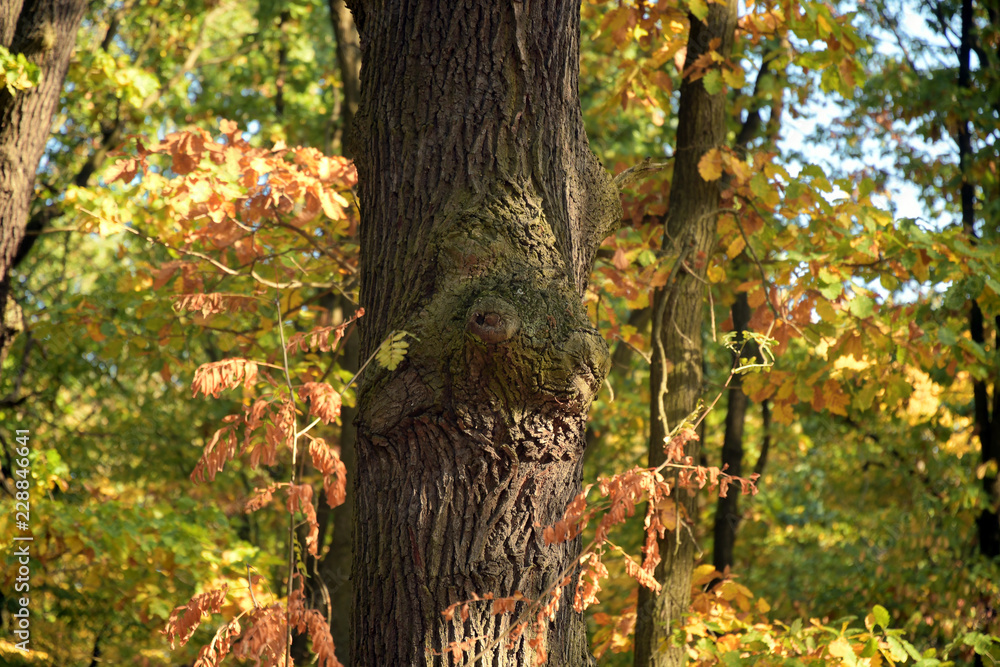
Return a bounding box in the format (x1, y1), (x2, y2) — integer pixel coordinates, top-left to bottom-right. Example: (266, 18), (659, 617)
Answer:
(709, 43), (784, 575)
(320, 299), (359, 665)
(0, 0), (87, 368)
(634, 3), (739, 665)
(957, 0), (999, 562)
(291, 299), (359, 667)
(327, 0), (360, 157)
(753, 400), (771, 480)
(347, 1), (621, 664)
(957, 4), (998, 665)
(295, 6), (363, 662)
(712, 292), (750, 574)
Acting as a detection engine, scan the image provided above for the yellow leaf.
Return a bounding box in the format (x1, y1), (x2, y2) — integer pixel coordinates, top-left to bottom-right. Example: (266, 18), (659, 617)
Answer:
(771, 399), (794, 424)
(249, 156), (272, 175)
(726, 236), (745, 258)
(827, 637), (856, 664)
(376, 330), (411, 371)
(698, 148), (723, 181)
(98, 216), (124, 237)
(815, 298), (837, 322)
(188, 178), (213, 204)
(319, 189), (345, 220)
(707, 264), (726, 283)
(691, 564), (717, 586)
(722, 65), (745, 89)
(817, 14), (833, 37)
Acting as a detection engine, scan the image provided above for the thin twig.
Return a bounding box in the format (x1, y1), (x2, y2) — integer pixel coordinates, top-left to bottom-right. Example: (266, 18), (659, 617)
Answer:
(274, 290), (299, 667)
(614, 156), (674, 190)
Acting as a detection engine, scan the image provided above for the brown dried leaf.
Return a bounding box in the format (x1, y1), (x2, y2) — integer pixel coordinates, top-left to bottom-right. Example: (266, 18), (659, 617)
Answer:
(299, 382), (342, 425)
(173, 293), (259, 317)
(191, 359), (259, 399)
(287, 484), (320, 556)
(163, 585), (229, 648)
(308, 437), (347, 508)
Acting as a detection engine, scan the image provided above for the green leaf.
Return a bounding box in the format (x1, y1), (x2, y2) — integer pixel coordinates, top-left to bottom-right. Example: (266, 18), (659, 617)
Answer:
(848, 294), (874, 319)
(853, 381), (879, 411)
(818, 267), (840, 285)
(872, 604), (890, 629)
(688, 0), (709, 21)
(937, 326), (958, 346)
(702, 69), (723, 95)
(376, 330), (411, 371)
(0, 45), (40, 93)
(885, 636), (908, 662)
(902, 638), (923, 661)
(749, 172), (771, 201)
(820, 281), (843, 300)
(985, 274), (1000, 298)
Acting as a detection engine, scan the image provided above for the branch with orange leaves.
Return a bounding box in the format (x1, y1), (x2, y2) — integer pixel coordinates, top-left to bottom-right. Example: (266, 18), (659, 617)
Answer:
(109, 220), (345, 293)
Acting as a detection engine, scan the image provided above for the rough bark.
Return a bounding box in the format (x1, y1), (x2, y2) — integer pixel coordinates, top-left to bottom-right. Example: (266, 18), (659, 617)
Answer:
(0, 0), (87, 369)
(347, 1), (620, 664)
(712, 292), (750, 574)
(633, 3), (739, 666)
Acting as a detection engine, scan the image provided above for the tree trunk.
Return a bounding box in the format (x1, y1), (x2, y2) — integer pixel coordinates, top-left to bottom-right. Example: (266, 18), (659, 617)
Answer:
(956, 5), (998, 665)
(320, 299), (360, 665)
(327, 0), (360, 157)
(292, 299), (360, 667)
(633, 3), (738, 666)
(347, 1), (621, 664)
(0, 0), (87, 368)
(957, 0), (999, 562)
(712, 292), (751, 574)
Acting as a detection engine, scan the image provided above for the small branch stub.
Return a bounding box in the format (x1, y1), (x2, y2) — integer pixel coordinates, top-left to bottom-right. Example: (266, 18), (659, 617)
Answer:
(466, 297), (520, 344)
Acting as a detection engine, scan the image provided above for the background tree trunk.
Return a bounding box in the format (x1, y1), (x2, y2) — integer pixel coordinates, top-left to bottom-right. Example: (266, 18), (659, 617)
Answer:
(712, 292), (751, 574)
(633, 3), (738, 665)
(957, 4), (999, 664)
(327, 0), (360, 157)
(347, 1), (621, 664)
(0, 0), (87, 368)
(957, 0), (999, 565)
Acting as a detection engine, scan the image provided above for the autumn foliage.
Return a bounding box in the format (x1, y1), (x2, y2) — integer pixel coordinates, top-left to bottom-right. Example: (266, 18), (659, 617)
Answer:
(2, 0), (999, 665)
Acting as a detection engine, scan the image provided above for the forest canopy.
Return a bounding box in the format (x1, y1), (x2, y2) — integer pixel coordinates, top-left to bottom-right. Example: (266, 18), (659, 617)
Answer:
(0, 0), (998, 666)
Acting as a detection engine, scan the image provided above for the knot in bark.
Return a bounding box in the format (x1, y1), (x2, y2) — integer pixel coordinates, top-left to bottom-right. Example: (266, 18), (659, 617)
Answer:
(466, 296), (519, 344)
